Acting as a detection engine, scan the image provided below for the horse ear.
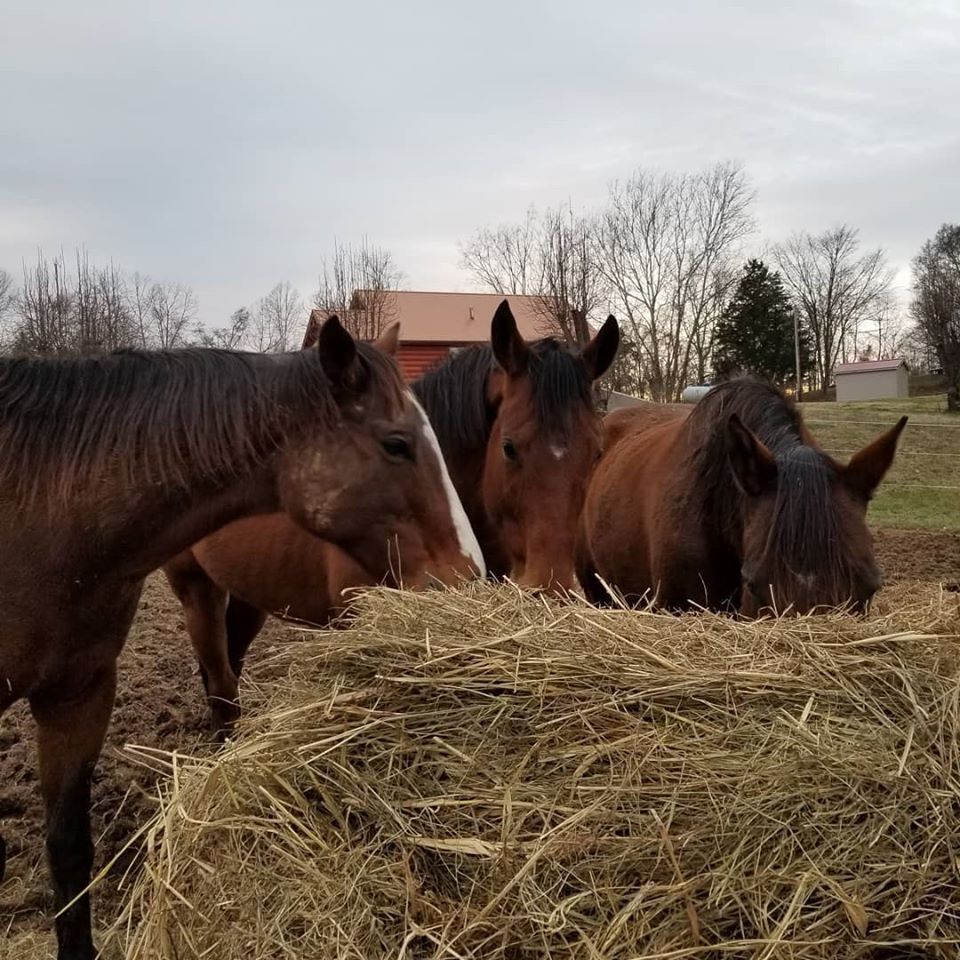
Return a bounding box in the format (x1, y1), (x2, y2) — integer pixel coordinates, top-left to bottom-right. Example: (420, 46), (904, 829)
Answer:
(581, 315), (619, 381)
(727, 414), (777, 497)
(316, 315), (363, 391)
(374, 322), (400, 357)
(491, 299), (529, 377)
(844, 416), (907, 500)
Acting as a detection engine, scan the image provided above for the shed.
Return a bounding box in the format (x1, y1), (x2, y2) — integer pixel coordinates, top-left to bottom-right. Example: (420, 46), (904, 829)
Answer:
(833, 358), (909, 402)
(305, 291), (548, 382)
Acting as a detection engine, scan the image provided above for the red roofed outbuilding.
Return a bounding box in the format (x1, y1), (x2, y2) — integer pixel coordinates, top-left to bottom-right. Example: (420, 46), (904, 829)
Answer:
(305, 291), (550, 382)
(833, 358), (909, 402)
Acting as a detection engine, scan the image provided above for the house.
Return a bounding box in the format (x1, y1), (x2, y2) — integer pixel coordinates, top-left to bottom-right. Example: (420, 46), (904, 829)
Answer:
(305, 291), (550, 382)
(833, 358), (909, 402)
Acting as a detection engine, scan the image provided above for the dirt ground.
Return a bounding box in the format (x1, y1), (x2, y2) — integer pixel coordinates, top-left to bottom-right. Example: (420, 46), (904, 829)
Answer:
(1, 527), (958, 953)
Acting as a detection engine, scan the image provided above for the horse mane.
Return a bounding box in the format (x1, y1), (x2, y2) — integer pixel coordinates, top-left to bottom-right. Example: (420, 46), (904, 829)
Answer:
(413, 345), (496, 458)
(412, 339), (594, 457)
(688, 378), (842, 578)
(0, 343), (398, 508)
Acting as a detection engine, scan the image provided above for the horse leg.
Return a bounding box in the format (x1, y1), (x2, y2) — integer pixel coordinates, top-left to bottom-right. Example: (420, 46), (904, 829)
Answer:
(576, 559), (613, 607)
(0, 701), (7, 883)
(30, 663), (116, 960)
(574, 529), (613, 607)
(224, 596), (267, 681)
(164, 553), (238, 734)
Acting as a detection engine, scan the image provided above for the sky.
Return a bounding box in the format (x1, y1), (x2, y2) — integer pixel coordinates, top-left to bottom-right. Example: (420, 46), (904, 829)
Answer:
(1, 0), (958, 326)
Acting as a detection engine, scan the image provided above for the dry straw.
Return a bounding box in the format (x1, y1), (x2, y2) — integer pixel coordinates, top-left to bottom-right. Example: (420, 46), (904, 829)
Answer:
(109, 583), (960, 959)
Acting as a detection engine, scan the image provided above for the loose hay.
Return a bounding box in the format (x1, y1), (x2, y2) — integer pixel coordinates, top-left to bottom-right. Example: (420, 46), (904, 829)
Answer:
(110, 584), (960, 959)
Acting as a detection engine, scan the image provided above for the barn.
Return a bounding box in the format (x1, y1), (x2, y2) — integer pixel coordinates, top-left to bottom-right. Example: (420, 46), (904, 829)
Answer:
(306, 291), (547, 382)
(833, 357), (909, 402)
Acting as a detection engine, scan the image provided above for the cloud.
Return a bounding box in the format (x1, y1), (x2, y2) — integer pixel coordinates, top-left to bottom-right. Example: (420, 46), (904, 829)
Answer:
(1, 0), (957, 323)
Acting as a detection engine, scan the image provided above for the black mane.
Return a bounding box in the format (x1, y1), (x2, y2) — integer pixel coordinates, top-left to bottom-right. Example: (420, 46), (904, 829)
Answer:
(0, 343), (399, 507)
(412, 339), (594, 457)
(688, 378), (842, 578)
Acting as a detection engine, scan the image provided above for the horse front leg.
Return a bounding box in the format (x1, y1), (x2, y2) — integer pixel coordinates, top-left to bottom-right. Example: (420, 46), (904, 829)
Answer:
(164, 551), (238, 734)
(30, 662), (116, 960)
(224, 595), (267, 681)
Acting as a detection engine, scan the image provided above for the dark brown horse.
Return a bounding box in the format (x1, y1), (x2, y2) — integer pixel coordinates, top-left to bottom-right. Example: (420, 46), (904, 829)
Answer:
(163, 299), (619, 729)
(0, 318), (480, 960)
(577, 378), (907, 614)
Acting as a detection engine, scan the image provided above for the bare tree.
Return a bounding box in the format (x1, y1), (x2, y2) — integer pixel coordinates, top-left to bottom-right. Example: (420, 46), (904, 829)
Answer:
(252, 281), (303, 352)
(534, 206), (603, 343)
(196, 307), (252, 350)
(16, 251), (75, 354)
(461, 205), (603, 344)
(127, 272), (155, 348)
(460, 207), (541, 296)
(147, 280), (198, 349)
(911, 223), (960, 409)
(4, 252), (202, 355)
(70, 251), (136, 353)
(0, 268), (17, 348)
(0, 268), (15, 321)
(596, 161), (754, 401)
(11, 250), (140, 355)
(898, 321), (940, 374)
(774, 225), (892, 391)
(314, 239), (402, 340)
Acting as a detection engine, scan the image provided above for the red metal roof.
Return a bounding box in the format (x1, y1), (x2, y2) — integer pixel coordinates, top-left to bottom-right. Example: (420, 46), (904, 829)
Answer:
(308, 291), (554, 346)
(834, 358), (909, 375)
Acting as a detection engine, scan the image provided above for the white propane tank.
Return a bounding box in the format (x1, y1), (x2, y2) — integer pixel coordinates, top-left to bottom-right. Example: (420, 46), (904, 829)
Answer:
(681, 384), (713, 404)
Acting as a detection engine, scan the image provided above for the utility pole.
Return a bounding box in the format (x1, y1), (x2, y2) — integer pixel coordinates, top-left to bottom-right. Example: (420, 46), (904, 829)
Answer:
(794, 309), (802, 401)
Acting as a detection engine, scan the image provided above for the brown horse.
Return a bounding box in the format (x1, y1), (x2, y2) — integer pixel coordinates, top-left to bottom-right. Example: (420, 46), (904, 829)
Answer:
(0, 318), (480, 960)
(163, 299), (619, 729)
(577, 378), (907, 615)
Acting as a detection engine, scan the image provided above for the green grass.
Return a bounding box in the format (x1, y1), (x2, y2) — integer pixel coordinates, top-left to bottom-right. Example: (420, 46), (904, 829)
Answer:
(798, 394), (960, 530)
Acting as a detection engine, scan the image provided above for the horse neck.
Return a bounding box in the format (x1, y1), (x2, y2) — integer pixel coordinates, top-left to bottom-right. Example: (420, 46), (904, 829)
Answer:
(411, 356), (494, 509)
(115, 468), (281, 578)
(33, 349), (329, 578)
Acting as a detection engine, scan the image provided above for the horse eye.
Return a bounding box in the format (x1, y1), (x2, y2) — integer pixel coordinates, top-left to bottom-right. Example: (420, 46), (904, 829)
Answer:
(502, 439), (519, 463)
(382, 434), (414, 461)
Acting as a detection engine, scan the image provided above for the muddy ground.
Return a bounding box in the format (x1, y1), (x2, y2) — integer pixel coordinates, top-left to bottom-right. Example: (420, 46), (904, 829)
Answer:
(1, 527), (958, 952)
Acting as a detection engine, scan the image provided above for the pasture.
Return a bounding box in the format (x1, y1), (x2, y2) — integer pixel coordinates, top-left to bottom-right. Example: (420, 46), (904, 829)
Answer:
(1, 393), (958, 958)
(800, 394), (960, 530)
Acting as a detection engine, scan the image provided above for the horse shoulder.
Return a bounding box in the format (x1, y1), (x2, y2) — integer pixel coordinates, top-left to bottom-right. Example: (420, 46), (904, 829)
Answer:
(602, 403), (688, 453)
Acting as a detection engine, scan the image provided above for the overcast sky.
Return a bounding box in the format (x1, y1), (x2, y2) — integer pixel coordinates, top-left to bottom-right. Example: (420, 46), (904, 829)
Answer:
(1, 0), (957, 325)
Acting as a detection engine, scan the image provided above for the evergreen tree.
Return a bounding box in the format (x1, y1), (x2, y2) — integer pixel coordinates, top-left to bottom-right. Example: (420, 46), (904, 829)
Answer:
(713, 259), (811, 387)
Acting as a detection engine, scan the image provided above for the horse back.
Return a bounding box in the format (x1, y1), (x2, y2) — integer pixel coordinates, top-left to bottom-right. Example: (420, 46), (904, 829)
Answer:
(602, 402), (690, 453)
(581, 403), (728, 607)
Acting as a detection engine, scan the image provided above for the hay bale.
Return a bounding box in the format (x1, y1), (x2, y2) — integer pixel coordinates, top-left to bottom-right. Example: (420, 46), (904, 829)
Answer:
(111, 585), (960, 959)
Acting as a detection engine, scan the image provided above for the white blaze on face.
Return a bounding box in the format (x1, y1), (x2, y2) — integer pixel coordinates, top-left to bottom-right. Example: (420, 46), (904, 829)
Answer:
(550, 443), (567, 461)
(408, 392), (486, 577)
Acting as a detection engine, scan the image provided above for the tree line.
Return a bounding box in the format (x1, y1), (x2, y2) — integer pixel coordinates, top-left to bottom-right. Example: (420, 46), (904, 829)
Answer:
(0, 243), (396, 358)
(460, 161), (948, 403)
(3, 185), (957, 411)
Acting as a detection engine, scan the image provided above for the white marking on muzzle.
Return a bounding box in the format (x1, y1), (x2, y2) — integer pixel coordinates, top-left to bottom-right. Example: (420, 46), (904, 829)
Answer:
(408, 392), (486, 577)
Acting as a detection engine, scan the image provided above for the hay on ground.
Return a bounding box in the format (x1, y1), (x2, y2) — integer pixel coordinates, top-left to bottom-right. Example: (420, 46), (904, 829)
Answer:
(111, 584), (960, 959)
